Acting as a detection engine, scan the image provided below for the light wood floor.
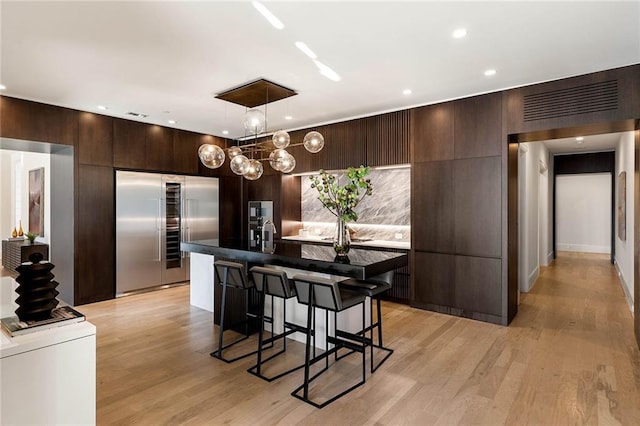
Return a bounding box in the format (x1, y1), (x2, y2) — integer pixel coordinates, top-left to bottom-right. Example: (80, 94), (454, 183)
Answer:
(79, 252), (640, 425)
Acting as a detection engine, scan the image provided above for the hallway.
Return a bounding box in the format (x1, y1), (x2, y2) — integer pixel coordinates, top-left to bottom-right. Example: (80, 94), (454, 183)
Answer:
(78, 252), (640, 425)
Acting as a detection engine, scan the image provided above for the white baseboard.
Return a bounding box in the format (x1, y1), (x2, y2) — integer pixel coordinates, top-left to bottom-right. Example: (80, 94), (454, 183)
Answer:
(613, 259), (634, 313)
(523, 266), (539, 293)
(547, 251), (554, 264)
(557, 243), (610, 254)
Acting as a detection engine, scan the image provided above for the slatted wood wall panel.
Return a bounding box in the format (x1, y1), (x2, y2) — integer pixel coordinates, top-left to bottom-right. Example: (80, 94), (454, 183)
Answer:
(366, 110), (411, 166)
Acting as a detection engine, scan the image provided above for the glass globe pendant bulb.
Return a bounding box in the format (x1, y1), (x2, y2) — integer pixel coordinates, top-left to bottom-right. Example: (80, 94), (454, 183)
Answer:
(303, 131), (324, 153)
(198, 144), (225, 169)
(228, 146), (242, 159)
(279, 151), (296, 173)
(230, 154), (249, 175)
(269, 148), (288, 171)
(244, 159), (264, 181)
(272, 130), (290, 149)
(243, 108), (265, 135)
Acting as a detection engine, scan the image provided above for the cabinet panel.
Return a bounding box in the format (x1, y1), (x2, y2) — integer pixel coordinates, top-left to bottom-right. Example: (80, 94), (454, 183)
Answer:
(366, 110), (410, 166)
(313, 120), (367, 170)
(412, 251), (454, 308)
(412, 161), (454, 253)
(145, 125), (173, 172)
(0, 96), (78, 146)
(411, 103), (454, 162)
(78, 112), (113, 166)
(454, 255), (502, 317)
(75, 165), (115, 304)
(454, 93), (502, 159)
(454, 156), (501, 258)
(113, 119), (146, 169)
(172, 130), (200, 174)
(219, 176), (243, 242)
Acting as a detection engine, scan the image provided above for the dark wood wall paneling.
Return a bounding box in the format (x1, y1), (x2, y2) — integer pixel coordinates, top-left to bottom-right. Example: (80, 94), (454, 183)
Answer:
(411, 92), (503, 323)
(78, 112), (113, 166)
(366, 110), (411, 166)
(635, 129), (640, 348)
(0, 96), (78, 146)
(75, 165), (115, 304)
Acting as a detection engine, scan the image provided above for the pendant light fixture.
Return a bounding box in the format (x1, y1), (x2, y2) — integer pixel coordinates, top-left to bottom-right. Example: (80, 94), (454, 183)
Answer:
(200, 78), (326, 180)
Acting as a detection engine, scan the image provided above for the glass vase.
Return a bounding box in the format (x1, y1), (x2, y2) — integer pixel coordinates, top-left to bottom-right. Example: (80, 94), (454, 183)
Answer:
(333, 218), (351, 256)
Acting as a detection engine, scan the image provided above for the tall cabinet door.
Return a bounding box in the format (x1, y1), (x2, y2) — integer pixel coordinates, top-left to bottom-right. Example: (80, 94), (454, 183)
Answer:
(116, 171), (162, 294)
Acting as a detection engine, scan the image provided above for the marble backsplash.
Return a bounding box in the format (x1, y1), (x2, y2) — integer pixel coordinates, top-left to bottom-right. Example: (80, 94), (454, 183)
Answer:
(300, 167), (410, 242)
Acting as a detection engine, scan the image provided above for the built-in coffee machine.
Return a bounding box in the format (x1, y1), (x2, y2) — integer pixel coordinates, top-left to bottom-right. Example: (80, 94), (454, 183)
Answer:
(248, 200), (275, 252)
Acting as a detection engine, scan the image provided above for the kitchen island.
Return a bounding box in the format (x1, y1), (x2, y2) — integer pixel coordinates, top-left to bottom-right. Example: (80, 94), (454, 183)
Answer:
(181, 239), (408, 347)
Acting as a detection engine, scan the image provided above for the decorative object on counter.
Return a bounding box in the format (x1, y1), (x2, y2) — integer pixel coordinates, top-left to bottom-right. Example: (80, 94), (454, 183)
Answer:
(1, 305), (84, 337)
(200, 78), (325, 180)
(13, 252), (59, 321)
(25, 232), (38, 244)
(11, 226), (18, 238)
(310, 166), (373, 256)
(17, 220), (24, 237)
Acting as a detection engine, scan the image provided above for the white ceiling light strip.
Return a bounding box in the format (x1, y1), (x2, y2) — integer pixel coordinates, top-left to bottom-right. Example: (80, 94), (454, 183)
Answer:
(252, 1), (284, 30)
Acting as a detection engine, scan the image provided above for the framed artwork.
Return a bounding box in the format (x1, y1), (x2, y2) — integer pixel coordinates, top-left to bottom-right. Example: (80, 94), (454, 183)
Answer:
(29, 167), (45, 237)
(618, 171), (626, 241)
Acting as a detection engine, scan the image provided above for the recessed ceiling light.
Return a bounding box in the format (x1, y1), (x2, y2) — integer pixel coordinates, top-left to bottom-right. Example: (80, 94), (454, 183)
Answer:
(313, 60), (341, 82)
(484, 69), (497, 76)
(576, 136), (584, 141)
(402, 89), (412, 95)
(0, 84), (6, 90)
(222, 130), (229, 135)
(295, 41), (317, 59)
(284, 115), (293, 120)
(97, 105), (108, 110)
(252, 1), (284, 30)
(168, 120), (176, 124)
(452, 28), (467, 39)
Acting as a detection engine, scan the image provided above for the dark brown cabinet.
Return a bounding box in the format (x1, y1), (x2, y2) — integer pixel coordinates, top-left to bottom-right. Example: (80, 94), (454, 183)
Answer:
(78, 112), (113, 167)
(172, 130), (200, 174)
(412, 251), (454, 309)
(113, 119), (147, 169)
(145, 125), (173, 171)
(75, 165), (115, 305)
(454, 256), (502, 318)
(1, 240), (50, 273)
(454, 156), (502, 258)
(412, 160), (454, 253)
(454, 93), (502, 159)
(411, 103), (454, 163)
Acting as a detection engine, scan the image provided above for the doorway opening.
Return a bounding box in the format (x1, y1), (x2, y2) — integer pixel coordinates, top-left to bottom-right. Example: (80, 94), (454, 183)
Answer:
(516, 131), (634, 313)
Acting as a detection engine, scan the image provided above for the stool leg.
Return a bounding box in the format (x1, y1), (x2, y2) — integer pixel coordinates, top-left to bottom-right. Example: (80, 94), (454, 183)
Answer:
(216, 268), (229, 359)
(302, 289), (314, 400)
(255, 288), (266, 376)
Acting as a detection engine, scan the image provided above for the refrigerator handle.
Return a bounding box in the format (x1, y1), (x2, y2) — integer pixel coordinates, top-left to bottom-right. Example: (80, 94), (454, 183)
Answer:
(157, 198), (162, 262)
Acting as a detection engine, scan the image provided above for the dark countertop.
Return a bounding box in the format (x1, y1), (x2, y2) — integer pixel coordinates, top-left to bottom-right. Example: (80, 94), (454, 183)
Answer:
(180, 239), (408, 280)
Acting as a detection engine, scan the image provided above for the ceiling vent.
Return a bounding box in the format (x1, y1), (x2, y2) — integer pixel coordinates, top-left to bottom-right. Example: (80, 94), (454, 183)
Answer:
(523, 79), (618, 122)
(126, 112), (149, 118)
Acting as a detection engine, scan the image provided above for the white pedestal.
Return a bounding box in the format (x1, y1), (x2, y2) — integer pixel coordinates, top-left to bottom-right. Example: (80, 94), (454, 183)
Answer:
(189, 252), (215, 312)
(1, 277), (96, 425)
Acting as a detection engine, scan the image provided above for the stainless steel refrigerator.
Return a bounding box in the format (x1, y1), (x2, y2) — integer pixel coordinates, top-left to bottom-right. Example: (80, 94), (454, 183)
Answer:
(116, 171), (219, 295)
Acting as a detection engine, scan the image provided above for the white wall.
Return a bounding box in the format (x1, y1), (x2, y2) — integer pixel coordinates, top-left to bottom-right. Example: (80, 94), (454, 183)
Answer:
(614, 132), (635, 311)
(518, 142), (551, 293)
(556, 173), (611, 254)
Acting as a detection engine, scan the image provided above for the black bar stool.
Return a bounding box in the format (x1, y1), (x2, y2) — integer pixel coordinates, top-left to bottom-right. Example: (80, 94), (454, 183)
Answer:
(291, 274), (368, 408)
(247, 266), (308, 381)
(210, 260), (259, 363)
(339, 270), (394, 372)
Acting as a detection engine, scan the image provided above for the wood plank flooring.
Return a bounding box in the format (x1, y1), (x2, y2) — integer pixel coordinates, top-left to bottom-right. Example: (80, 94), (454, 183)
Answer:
(79, 252), (640, 425)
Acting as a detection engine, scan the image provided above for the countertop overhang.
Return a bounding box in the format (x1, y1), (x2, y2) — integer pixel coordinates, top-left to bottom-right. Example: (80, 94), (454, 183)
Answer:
(180, 239), (408, 280)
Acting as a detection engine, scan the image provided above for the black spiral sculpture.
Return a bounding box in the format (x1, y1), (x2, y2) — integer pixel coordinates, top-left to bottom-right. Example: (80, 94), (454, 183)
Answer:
(14, 252), (59, 321)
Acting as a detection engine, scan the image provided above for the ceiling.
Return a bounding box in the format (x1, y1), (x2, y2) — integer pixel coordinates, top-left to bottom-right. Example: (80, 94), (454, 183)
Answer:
(541, 132), (622, 155)
(1, 1), (639, 141)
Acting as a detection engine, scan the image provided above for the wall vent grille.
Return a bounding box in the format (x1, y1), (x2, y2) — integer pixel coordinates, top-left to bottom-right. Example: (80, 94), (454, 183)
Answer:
(523, 80), (618, 122)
